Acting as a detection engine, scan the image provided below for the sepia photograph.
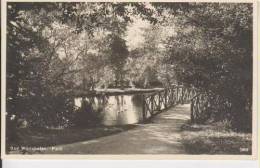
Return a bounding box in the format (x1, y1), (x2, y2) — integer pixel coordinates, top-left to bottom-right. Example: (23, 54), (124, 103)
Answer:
(1, 0), (257, 159)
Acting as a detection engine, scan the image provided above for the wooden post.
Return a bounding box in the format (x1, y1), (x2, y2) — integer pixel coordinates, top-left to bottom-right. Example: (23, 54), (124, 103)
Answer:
(190, 99), (194, 123)
(171, 87), (174, 105)
(173, 87), (176, 105)
(181, 88), (184, 104)
(151, 95), (154, 116)
(154, 94), (159, 111)
(142, 95), (146, 122)
(176, 87), (179, 103)
(158, 92), (161, 111)
(164, 89), (167, 109)
(195, 95), (200, 123)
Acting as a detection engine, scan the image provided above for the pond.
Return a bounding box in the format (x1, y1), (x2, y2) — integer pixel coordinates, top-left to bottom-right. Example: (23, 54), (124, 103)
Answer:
(74, 94), (145, 126)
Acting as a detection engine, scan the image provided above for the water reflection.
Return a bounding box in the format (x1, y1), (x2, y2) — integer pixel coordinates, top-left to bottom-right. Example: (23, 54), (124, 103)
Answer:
(74, 95), (143, 126)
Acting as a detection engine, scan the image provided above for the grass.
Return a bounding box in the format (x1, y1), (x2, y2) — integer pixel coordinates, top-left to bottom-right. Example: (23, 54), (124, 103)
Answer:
(7, 125), (136, 154)
(180, 122), (252, 155)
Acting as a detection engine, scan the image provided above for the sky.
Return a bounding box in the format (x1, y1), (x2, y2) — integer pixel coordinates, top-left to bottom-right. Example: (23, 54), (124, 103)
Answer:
(51, 2), (177, 59)
(125, 17), (151, 51)
(124, 2), (157, 51)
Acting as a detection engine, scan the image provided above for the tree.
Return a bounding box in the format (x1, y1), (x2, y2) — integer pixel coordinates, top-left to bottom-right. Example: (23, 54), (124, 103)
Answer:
(6, 2), (158, 130)
(124, 22), (175, 88)
(159, 3), (252, 132)
(108, 34), (129, 88)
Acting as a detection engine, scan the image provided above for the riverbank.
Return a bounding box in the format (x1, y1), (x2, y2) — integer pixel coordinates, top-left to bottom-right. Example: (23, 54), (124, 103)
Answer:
(7, 104), (191, 154)
(41, 104), (191, 154)
(7, 125), (136, 154)
(6, 104), (252, 155)
(180, 122), (252, 154)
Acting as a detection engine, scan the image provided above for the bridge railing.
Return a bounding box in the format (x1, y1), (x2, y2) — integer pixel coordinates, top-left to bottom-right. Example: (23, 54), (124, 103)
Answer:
(190, 91), (232, 124)
(190, 93), (207, 124)
(142, 85), (196, 121)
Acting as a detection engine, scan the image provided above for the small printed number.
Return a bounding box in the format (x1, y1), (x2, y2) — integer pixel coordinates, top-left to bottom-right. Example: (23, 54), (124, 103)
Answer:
(240, 148), (249, 152)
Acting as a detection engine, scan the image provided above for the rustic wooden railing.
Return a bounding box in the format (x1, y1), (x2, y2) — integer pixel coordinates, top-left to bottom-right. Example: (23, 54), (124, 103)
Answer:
(190, 93), (207, 124)
(142, 85), (196, 121)
(190, 92), (232, 124)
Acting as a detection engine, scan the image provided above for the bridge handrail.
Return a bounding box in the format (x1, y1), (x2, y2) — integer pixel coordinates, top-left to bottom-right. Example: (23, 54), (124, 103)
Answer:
(142, 85), (196, 121)
(190, 90), (229, 124)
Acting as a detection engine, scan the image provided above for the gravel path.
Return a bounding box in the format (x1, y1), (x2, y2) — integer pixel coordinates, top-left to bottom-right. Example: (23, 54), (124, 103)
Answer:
(44, 104), (190, 154)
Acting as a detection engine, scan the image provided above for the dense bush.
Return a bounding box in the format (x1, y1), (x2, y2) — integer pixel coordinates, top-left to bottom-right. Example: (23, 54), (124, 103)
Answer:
(162, 3), (252, 132)
(72, 99), (102, 128)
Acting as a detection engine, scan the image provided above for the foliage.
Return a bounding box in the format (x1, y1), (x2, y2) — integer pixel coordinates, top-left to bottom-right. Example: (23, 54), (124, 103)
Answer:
(72, 99), (102, 128)
(107, 34), (129, 87)
(6, 2), (157, 130)
(160, 3), (252, 132)
(6, 2), (253, 134)
(125, 24), (175, 88)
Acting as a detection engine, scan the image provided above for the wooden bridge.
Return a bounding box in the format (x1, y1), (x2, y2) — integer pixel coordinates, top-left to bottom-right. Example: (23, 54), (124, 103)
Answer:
(143, 85), (231, 124)
(76, 84), (208, 124)
(142, 85), (196, 121)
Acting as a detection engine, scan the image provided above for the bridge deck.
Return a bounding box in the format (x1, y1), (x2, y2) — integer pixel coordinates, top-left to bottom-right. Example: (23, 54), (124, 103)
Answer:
(45, 104), (191, 154)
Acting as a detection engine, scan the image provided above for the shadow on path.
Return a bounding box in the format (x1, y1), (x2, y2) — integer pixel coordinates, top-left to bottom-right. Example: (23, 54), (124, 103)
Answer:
(43, 104), (191, 154)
